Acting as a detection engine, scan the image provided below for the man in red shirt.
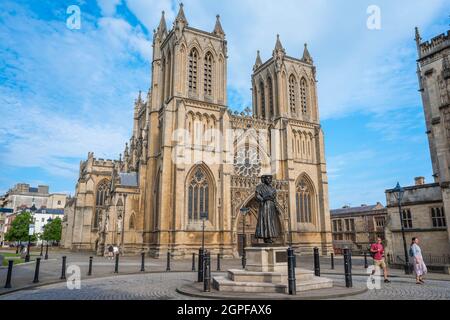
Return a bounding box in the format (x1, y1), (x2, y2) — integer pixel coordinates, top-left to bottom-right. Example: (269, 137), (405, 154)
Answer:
(370, 237), (390, 283)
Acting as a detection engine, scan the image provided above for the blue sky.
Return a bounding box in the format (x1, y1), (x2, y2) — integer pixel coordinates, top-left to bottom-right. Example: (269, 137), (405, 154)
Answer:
(0, 0), (449, 209)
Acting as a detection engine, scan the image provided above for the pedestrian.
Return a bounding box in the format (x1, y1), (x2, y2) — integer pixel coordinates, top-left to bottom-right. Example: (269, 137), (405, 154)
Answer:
(108, 244), (114, 260)
(113, 245), (119, 258)
(370, 237), (391, 283)
(410, 237), (427, 284)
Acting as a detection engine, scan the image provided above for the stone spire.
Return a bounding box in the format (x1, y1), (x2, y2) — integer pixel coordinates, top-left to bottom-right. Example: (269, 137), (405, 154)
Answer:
(415, 26), (422, 54)
(174, 2), (188, 27)
(156, 11), (167, 38)
(274, 34), (285, 53)
(253, 50), (262, 71)
(213, 14), (225, 38)
(301, 43), (313, 64)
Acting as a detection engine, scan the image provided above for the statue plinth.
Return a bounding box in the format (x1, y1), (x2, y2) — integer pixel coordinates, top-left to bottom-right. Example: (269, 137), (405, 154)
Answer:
(245, 246), (288, 273)
(213, 246), (333, 293)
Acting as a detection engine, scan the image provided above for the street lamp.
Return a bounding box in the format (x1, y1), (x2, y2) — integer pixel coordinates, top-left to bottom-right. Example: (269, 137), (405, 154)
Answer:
(198, 211), (208, 282)
(25, 223), (34, 263)
(392, 182), (410, 274)
(240, 207), (249, 269)
(45, 218), (52, 260)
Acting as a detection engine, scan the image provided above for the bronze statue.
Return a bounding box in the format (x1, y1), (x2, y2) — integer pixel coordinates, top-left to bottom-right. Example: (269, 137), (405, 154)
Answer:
(255, 175), (282, 243)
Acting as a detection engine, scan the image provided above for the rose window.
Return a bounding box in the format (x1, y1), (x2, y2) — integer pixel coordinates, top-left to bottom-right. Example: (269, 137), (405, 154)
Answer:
(234, 146), (261, 177)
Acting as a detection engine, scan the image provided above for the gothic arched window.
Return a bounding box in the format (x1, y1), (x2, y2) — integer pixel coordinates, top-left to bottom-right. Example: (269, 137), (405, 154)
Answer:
(204, 53), (213, 97)
(188, 167), (211, 221)
(260, 82), (266, 119)
(188, 49), (198, 93)
(94, 180), (109, 229)
(129, 212), (135, 230)
(289, 75), (297, 114)
(268, 77), (274, 118)
(300, 77), (308, 114)
(296, 176), (314, 223)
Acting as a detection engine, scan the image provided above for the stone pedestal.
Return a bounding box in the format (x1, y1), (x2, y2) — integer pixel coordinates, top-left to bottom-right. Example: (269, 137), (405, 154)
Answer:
(213, 246), (333, 294)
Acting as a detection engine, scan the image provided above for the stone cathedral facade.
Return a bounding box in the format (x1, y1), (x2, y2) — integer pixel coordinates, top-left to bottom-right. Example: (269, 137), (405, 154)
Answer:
(62, 4), (333, 258)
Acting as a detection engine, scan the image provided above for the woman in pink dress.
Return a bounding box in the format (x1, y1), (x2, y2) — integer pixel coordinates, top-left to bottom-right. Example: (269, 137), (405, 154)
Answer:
(410, 237), (427, 284)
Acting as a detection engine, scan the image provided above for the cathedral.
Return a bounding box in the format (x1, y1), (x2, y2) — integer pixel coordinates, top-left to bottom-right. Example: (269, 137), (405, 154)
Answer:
(61, 4), (333, 258)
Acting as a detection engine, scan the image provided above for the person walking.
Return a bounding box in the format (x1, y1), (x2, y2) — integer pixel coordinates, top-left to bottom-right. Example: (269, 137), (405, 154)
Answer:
(410, 237), (427, 284)
(370, 237), (391, 283)
(108, 244), (114, 260)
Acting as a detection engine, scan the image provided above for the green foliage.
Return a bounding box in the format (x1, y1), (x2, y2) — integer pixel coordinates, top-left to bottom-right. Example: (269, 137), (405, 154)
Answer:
(42, 217), (62, 242)
(4, 211), (37, 242)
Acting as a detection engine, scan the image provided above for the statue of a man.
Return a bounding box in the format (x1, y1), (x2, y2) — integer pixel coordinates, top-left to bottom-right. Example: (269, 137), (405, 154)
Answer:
(255, 175), (282, 243)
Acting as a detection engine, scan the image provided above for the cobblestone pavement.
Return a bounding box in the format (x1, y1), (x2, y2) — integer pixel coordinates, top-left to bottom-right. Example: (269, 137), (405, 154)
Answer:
(1, 272), (449, 300)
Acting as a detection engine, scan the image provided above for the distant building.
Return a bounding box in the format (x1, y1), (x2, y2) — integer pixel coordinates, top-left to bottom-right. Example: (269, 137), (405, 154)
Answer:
(330, 202), (387, 253)
(385, 177), (449, 261)
(0, 210), (7, 246)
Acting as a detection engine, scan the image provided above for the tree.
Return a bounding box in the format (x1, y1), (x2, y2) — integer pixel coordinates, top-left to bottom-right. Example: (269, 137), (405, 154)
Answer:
(42, 217), (62, 243)
(4, 211), (37, 243)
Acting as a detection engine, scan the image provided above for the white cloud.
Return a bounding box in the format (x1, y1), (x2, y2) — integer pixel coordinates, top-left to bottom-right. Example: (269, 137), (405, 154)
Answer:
(97, 0), (122, 16)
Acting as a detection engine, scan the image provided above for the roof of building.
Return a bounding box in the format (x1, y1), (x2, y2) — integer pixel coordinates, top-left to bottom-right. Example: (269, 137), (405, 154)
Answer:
(331, 203), (385, 216)
(119, 172), (138, 187)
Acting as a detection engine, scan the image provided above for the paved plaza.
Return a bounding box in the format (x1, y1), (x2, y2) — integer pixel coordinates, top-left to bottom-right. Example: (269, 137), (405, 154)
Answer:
(1, 249), (450, 300)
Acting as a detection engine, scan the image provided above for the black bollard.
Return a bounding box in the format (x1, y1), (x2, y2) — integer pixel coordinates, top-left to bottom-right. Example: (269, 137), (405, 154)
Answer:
(344, 248), (353, 288)
(33, 258), (41, 283)
(203, 251), (211, 292)
(45, 243), (49, 260)
(349, 249), (353, 271)
(364, 251), (368, 269)
(60, 256), (67, 280)
(40, 242), (43, 256)
(331, 253), (335, 270)
(114, 254), (119, 273)
(198, 248), (204, 282)
(217, 253), (221, 271)
(192, 253), (196, 272)
(313, 247), (320, 277)
(141, 252), (145, 272)
(4, 260), (13, 289)
(88, 256), (93, 276)
(293, 253), (297, 269)
(166, 251), (171, 271)
(287, 247), (296, 295)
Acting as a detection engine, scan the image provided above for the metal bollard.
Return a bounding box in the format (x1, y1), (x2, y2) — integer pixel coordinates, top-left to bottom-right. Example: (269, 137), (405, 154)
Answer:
(364, 251), (368, 269)
(33, 258), (41, 283)
(45, 243), (49, 260)
(293, 253), (297, 269)
(287, 247), (296, 295)
(192, 253), (196, 272)
(313, 247), (320, 277)
(217, 253), (221, 271)
(4, 260), (13, 288)
(331, 253), (335, 270)
(60, 256), (67, 280)
(166, 252), (171, 271)
(88, 256), (93, 276)
(114, 254), (119, 273)
(203, 251), (211, 292)
(198, 248), (204, 282)
(141, 252), (145, 272)
(344, 248), (353, 288)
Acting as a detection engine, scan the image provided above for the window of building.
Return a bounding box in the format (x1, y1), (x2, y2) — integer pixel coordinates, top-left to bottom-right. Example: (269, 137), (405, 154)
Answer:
(188, 167), (211, 222)
(289, 75), (297, 114)
(204, 53), (213, 97)
(188, 49), (198, 93)
(300, 77), (307, 114)
(344, 218), (355, 232)
(401, 209), (413, 229)
(260, 82), (266, 119)
(375, 216), (385, 228)
(296, 176), (314, 223)
(57, 200), (61, 205)
(94, 180), (109, 229)
(431, 207), (447, 228)
(268, 77), (274, 118)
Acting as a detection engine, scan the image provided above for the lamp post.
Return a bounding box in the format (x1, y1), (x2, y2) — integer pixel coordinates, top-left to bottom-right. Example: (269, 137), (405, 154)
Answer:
(198, 211), (208, 282)
(25, 224), (34, 263)
(240, 207), (249, 269)
(392, 182), (410, 274)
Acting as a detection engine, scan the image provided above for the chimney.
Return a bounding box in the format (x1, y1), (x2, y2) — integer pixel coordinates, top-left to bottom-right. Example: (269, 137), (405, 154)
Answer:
(415, 177), (425, 186)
